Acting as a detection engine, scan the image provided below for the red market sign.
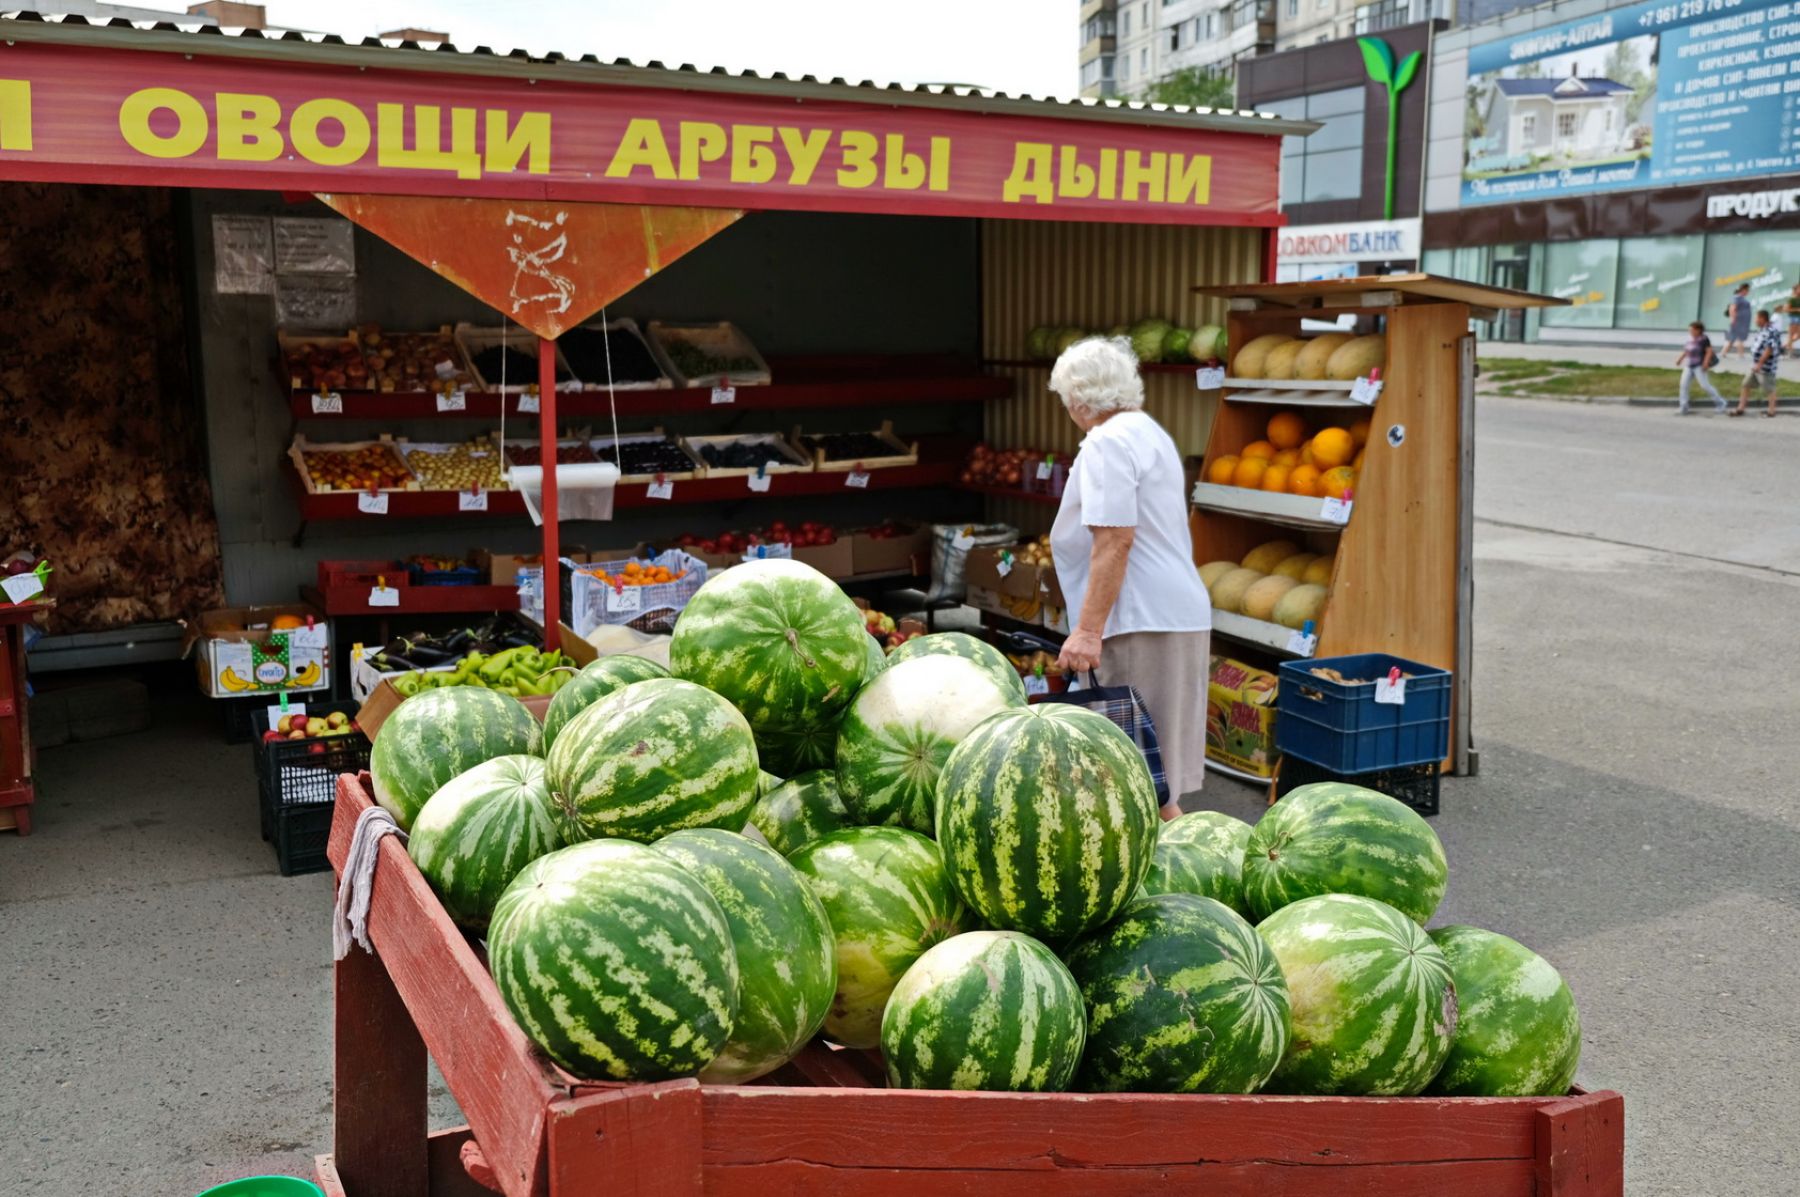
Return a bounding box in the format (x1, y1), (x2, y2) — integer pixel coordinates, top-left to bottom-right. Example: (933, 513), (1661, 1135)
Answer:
(0, 40), (1282, 225)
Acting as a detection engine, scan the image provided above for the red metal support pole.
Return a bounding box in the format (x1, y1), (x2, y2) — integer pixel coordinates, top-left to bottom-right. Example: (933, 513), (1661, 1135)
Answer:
(538, 337), (561, 652)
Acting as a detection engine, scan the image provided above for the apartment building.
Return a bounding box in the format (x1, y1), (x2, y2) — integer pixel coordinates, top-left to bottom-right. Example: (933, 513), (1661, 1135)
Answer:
(1158, 0), (1277, 81)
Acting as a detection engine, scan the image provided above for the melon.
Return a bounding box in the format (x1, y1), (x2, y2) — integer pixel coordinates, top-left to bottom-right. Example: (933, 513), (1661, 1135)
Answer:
(747, 769), (853, 857)
(1426, 926), (1582, 1097)
(1241, 575), (1298, 621)
(542, 655), (669, 749)
(886, 631), (1027, 704)
(369, 688), (543, 832)
(408, 755), (564, 930)
(1242, 782), (1449, 925)
(1325, 334), (1387, 381)
(1209, 567), (1263, 614)
(1272, 583), (1329, 629)
(1231, 334), (1294, 379)
(1190, 324), (1226, 364)
(1301, 555), (1336, 586)
(1271, 552), (1317, 580)
(1293, 333), (1354, 380)
(881, 931), (1086, 1092)
(754, 710), (843, 777)
(1241, 539), (1301, 574)
(1141, 810), (1255, 915)
(1263, 339), (1306, 380)
(1198, 560), (1239, 590)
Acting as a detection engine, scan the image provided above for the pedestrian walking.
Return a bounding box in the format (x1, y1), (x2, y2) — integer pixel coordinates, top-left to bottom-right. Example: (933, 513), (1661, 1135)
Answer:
(1729, 309), (1781, 417)
(1723, 283), (1752, 357)
(1674, 321), (1726, 414)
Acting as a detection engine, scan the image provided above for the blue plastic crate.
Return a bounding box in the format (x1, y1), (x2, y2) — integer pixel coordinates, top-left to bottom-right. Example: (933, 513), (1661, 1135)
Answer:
(407, 562), (484, 587)
(1277, 653), (1451, 774)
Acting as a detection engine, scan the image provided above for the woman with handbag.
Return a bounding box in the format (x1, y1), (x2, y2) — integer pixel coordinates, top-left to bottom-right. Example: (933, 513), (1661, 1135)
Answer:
(1048, 336), (1211, 818)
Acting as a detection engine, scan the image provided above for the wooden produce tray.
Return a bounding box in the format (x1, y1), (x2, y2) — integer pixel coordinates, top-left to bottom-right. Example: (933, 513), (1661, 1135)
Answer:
(793, 419), (921, 472)
(456, 323), (573, 394)
(681, 432), (813, 478)
(278, 330), (371, 393)
(321, 772), (1624, 1197)
(288, 434), (421, 494)
(589, 429), (706, 484)
(646, 319), (773, 387)
(558, 317), (672, 391)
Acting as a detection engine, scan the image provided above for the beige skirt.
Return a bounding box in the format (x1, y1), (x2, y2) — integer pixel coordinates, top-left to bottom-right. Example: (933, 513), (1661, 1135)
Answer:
(1098, 629), (1211, 805)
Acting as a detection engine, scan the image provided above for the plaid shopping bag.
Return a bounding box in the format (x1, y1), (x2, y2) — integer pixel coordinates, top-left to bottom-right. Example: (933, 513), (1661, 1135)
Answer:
(1038, 672), (1171, 807)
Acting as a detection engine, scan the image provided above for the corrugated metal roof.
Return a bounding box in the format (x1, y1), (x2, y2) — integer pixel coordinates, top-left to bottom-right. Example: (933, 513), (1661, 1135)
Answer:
(0, 9), (1318, 137)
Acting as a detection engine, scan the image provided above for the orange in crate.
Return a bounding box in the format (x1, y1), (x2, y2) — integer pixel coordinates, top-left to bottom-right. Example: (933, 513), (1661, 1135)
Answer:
(1240, 439), (1277, 462)
(1207, 454), (1240, 485)
(1232, 456), (1269, 489)
(1311, 427), (1355, 469)
(1266, 411), (1307, 451)
(1320, 466), (1357, 500)
(1287, 463), (1323, 497)
(1260, 464), (1292, 493)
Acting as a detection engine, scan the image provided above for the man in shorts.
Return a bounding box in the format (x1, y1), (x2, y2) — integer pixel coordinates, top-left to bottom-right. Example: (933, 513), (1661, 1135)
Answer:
(1730, 309), (1781, 417)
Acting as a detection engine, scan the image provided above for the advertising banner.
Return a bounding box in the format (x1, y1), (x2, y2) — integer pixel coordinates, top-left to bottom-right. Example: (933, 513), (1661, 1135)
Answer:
(1462, 0), (1800, 206)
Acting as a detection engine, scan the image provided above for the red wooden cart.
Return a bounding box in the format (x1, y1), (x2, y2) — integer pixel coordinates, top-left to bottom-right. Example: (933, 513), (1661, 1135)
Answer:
(322, 773), (1623, 1197)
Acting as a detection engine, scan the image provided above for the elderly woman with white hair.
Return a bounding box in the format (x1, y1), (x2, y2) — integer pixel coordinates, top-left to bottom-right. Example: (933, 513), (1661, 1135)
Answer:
(1048, 336), (1211, 816)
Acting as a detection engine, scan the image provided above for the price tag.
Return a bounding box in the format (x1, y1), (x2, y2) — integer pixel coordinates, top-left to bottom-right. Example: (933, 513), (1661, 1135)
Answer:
(266, 701), (306, 732)
(996, 551), (1014, 578)
(357, 491), (390, 515)
(951, 531), (975, 552)
(368, 585), (400, 608)
(2, 572), (44, 604)
(845, 471), (871, 489)
(1319, 497), (1352, 525)
(646, 477), (674, 501)
(606, 585), (643, 614)
(311, 391), (343, 414)
(1284, 630), (1318, 657)
(1023, 674), (1050, 696)
(459, 488), (489, 512)
(1035, 460), (1052, 481)
(436, 388), (467, 412)
(1375, 671), (1408, 705)
(746, 472), (772, 493)
(433, 358), (460, 381)
(711, 384), (737, 405)
(1350, 376), (1384, 405)
(517, 390), (540, 414)
(1195, 366), (1226, 390)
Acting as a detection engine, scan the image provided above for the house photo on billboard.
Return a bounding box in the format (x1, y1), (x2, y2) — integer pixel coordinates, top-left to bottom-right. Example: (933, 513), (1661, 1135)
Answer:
(1468, 53), (1648, 179)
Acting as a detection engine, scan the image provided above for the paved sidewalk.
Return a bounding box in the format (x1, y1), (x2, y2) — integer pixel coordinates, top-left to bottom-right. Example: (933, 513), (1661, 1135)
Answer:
(1480, 337), (1800, 370)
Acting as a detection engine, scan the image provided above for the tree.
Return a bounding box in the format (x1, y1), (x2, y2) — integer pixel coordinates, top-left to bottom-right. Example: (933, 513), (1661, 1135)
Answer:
(1602, 39), (1655, 125)
(1140, 67), (1236, 109)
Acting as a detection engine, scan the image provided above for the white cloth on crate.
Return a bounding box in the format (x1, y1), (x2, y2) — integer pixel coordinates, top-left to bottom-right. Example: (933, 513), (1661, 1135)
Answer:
(1049, 411), (1210, 636)
(331, 805), (408, 961)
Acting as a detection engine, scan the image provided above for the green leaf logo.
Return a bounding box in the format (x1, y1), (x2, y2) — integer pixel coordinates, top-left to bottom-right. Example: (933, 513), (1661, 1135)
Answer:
(1358, 37), (1394, 86)
(1357, 37), (1420, 221)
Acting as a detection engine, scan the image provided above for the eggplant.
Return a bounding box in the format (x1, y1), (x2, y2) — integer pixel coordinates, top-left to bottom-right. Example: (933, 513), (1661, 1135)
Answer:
(405, 645), (457, 667)
(499, 631), (539, 649)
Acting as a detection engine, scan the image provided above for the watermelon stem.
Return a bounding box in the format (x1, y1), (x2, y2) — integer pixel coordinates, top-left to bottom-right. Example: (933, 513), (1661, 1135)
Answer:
(784, 627), (819, 670)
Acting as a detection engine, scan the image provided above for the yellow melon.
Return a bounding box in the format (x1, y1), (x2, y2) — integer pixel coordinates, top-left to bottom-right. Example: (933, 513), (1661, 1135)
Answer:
(1263, 339), (1306, 381)
(1210, 567), (1264, 613)
(1293, 333), (1354, 380)
(1241, 539), (1301, 574)
(1272, 582), (1329, 629)
(1272, 552), (1318, 580)
(1301, 555), (1335, 586)
(1324, 334), (1387, 381)
(1198, 560), (1239, 590)
(1231, 334), (1294, 380)
(1241, 575), (1299, 621)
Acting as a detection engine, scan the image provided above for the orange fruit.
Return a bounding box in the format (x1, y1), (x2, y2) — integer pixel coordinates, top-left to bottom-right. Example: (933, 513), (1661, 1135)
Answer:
(1299, 442), (1316, 467)
(1266, 411), (1307, 450)
(1287, 463), (1322, 497)
(1240, 439), (1278, 461)
(1320, 466), (1357, 500)
(1353, 448), (1366, 469)
(1272, 448), (1301, 469)
(1310, 427), (1355, 469)
(1207, 454), (1240, 484)
(1260, 464), (1292, 493)
(1232, 456), (1269, 489)
(1348, 416), (1372, 447)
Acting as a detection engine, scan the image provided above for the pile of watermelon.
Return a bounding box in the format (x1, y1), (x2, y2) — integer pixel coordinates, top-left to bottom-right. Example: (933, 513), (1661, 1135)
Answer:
(370, 558), (1581, 1097)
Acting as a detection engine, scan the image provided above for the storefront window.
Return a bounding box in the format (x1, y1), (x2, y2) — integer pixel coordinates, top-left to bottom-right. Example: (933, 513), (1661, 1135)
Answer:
(1539, 239), (1619, 328)
(1701, 231), (1795, 331)
(1614, 237), (1703, 332)
(1262, 88), (1364, 210)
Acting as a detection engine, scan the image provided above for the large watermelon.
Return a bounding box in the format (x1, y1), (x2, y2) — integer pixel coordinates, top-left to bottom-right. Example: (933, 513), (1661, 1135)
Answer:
(886, 631), (1026, 703)
(670, 558), (869, 733)
(487, 839), (738, 1081)
(1065, 893), (1288, 1093)
(407, 755), (564, 929)
(652, 829), (838, 1083)
(370, 688), (543, 831)
(836, 655), (1021, 833)
(788, 827), (967, 1048)
(748, 769), (853, 857)
(1242, 782), (1448, 924)
(541, 654), (668, 748)
(1141, 811), (1254, 917)
(863, 633), (888, 678)
(754, 712), (842, 777)
(1427, 925), (1581, 1097)
(936, 704), (1159, 940)
(545, 677), (759, 844)
(881, 931), (1085, 1092)
(1256, 893), (1457, 1095)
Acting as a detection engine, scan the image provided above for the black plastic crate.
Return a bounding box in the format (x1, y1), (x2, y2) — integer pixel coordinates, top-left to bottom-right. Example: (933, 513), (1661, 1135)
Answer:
(251, 699), (369, 874)
(1275, 755), (1440, 818)
(221, 697), (262, 744)
(272, 802), (335, 876)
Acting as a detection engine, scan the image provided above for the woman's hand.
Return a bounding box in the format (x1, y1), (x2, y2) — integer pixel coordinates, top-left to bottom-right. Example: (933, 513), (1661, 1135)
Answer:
(1058, 627), (1103, 675)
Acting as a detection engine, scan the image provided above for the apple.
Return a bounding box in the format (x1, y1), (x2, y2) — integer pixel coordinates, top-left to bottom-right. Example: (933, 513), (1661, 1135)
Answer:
(262, 730), (285, 744)
(306, 717), (330, 736)
(326, 711), (349, 729)
(288, 729), (307, 740)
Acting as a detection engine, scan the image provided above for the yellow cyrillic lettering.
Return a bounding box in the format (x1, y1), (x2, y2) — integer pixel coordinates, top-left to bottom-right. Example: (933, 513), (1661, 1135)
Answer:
(678, 121), (727, 180)
(0, 79), (33, 151)
(730, 124), (777, 184)
(778, 126), (829, 185)
(485, 110), (550, 175)
(290, 98), (371, 166)
(928, 137), (951, 192)
(376, 103), (480, 179)
(1097, 148), (1119, 200)
(1002, 142), (1054, 204)
(1058, 146), (1095, 198)
(1167, 152), (1212, 204)
(837, 130), (878, 188)
(883, 133), (926, 189)
(605, 118), (676, 179)
(215, 92), (283, 162)
(118, 87), (207, 159)
(1122, 150), (1167, 202)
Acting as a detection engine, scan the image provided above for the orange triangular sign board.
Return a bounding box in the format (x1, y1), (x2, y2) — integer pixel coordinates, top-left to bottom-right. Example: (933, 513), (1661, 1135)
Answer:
(317, 195), (742, 340)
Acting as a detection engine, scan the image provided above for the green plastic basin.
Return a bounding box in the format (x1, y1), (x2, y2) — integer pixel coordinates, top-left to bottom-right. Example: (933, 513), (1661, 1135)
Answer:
(195, 1178), (325, 1197)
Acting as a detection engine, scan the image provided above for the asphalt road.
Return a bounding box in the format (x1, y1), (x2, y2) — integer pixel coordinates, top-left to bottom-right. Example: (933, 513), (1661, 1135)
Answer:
(2, 395), (1796, 1195)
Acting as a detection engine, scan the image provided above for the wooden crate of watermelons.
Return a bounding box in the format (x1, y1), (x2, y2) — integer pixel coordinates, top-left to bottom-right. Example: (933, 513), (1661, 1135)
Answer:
(322, 767), (1621, 1197)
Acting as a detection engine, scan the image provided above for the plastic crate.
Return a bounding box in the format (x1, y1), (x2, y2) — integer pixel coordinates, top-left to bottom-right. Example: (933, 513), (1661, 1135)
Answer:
(252, 699), (370, 876)
(220, 696), (262, 744)
(1276, 755), (1441, 817)
(1276, 653), (1451, 773)
(406, 561), (485, 587)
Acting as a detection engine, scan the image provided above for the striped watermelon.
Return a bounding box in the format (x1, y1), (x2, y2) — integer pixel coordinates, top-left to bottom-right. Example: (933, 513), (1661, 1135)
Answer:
(881, 931), (1085, 1092)
(369, 688), (543, 831)
(1242, 782), (1448, 925)
(670, 558), (870, 733)
(545, 677), (759, 844)
(757, 769), (783, 796)
(788, 827), (967, 1048)
(835, 655), (1022, 833)
(1065, 893), (1289, 1093)
(1427, 925), (1581, 1097)
(1256, 893), (1457, 1095)
(487, 839), (738, 1082)
(1141, 811), (1254, 917)
(407, 755), (564, 929)
(652, 829), (837, 1083)
(541, 654), (668, 748)
(886, 631), (1026, 703)
(864, 633), (888, 678)
(753, 713), (842, 777)
(936, 704), (1159, 941)
(748, 769), (853, 857)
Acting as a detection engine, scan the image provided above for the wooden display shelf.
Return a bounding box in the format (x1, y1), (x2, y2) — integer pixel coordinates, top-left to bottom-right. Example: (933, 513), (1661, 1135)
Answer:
(1191, 482), (1349, 532)
(986, 357), (1202, 374)
(1211, 609), (1312, 658)
(301, 583), (520, 617)
(1220, 377), (1368, 407)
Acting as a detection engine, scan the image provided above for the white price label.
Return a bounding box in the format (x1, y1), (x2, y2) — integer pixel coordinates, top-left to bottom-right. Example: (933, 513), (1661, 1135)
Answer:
(1036, 460), (1052, 481)
(2, 573), (44, 604)
(311, 392), (343, 414)
(357, 491), (390, 515)
(1285, 630), (1318, 657)
(996, 555), (1014, 578)
(458, 489), (489, 512)
(1023, 674), (1050, 696)
(1375, 675), (1408, 705)
(1195, 366), (1226, 390)
(265, 702), (306, 732)
(845, 471), (871, 489)
(436, 389), (467, 412)
(606, 586), (643, 613)
(646, 478), (674, 500)
(1350, 376), (1384, 405)
(1319, 497), (1352, 525)
(711, 384), (737, 405)
(368, 585), (401, 608)
(746, 472), (772, 493)
(517, 391), (540, 414)
(951, 532), (975, 552)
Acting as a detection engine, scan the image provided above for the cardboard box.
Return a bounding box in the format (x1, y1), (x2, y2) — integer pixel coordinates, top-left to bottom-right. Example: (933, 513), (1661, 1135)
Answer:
(692, 539), (854, 579)
(187, 604), (330, 698)
(1206, 655), (1280, 778)
(474, 548), (600, 587)
(850, 523), (930, 576)
(355, 676), (556, 742)
(964, 545), (1056, 624)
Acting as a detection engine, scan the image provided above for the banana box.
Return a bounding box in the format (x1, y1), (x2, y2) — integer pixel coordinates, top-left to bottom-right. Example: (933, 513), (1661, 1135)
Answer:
(1206, 654), (1279, 778)
(187, 604), (330, 698)
(964, 544), (1046, 624)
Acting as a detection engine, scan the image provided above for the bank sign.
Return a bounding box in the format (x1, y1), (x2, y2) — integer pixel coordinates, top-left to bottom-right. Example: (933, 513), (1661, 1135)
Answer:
(1277, 218), (1422, 265)
(1462, 0), (1800, 206)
